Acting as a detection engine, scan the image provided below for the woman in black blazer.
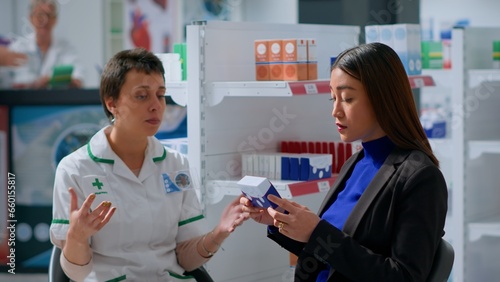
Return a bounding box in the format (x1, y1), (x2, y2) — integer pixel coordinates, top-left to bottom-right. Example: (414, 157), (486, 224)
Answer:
(240, 43), (448, 281)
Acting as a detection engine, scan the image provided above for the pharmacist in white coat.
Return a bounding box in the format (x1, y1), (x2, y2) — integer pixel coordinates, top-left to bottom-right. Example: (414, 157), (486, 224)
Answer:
(50, 48), (248, 282)
(9, 0), (83, 89)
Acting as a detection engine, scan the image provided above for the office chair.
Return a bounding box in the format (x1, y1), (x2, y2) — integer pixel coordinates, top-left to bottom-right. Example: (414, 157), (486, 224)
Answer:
(49, 246), (69, 282)
(49, 245), (214, 282)
(427, 238), (455, 282)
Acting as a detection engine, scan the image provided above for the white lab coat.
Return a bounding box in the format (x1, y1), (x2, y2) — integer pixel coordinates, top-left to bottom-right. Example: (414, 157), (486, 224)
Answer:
(50, 126), (203, 281)
(8, 33), (84, 85)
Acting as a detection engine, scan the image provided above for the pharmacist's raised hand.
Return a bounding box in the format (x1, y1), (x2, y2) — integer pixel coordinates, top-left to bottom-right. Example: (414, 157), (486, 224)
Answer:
(267, 194), (320, 243)
(240, 196), (274, 226)
(0, 47), (27, 66)
(67, 187), (116, 243)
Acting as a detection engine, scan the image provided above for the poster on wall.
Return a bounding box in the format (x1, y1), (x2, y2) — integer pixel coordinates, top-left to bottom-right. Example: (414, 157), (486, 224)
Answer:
(123, 0), (238, 52)
(182, 0), (235, 24)
(1, 105), (106, 273)
(124, 0), (181, 53)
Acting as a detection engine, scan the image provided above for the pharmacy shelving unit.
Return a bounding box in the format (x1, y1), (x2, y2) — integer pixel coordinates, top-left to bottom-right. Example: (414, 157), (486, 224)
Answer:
(185, 21), (360, 282)
(424, 27), (500, 282)
(184, 20), (436, 282)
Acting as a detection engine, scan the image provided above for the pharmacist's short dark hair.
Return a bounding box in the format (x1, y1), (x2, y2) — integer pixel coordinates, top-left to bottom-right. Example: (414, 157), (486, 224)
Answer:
(99, 48), (165, 122)
(331, 42), (439, 166)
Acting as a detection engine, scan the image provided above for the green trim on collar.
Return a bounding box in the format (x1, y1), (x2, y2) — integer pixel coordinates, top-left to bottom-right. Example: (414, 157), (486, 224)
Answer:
(153, 148), (167, 162)
(169, 271), (194, 280)
(87, 143), (114, 164)
(105, 274), (126, 282)
(178, 214), (204, 227)
(51, 219), (69, 224)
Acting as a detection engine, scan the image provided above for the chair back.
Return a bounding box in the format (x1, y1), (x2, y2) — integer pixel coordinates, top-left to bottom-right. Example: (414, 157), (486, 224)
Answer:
(49, 246), (70, 282)
(427, 238), (454, 282)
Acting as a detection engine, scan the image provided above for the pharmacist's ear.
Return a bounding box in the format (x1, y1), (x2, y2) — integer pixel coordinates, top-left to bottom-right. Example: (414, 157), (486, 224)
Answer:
(105, 98), (116, 113)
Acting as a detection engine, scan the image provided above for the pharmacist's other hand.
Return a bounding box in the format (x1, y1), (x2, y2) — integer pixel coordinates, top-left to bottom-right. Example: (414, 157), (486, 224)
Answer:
(69, 78), (83, 88)
(31, 75), (50, 89)
(240, 196), (274, 226)
(67, 187), (116, 244)
(267, 194), (320, 243)
(12, 76), (50, 89)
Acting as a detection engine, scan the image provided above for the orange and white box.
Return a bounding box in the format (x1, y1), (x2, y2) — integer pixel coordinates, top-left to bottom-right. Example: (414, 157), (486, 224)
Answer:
(307, 39), (318, 80)
(282, 39), (308, 81)
(254, 40), (269, 81)
(268, 39), (284, 80)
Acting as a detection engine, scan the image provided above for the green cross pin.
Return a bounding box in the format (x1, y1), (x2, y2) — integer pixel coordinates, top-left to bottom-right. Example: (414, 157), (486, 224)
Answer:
(92, 178), (104, 190)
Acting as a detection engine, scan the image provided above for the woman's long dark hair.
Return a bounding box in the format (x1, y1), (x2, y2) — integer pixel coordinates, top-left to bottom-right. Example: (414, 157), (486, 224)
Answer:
(332, 43), (439, 166)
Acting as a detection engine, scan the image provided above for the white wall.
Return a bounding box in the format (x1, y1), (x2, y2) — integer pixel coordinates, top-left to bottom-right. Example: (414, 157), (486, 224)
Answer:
(242, 0), (298, 24)
(1, 0), (104, 88)
(0, 1), (16, 39)
(56, 0), (104, 88)
(421, 0), (500, 40)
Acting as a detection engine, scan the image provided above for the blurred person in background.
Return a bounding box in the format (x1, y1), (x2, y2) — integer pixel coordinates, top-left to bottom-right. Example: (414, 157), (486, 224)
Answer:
(9, 0), (84, 89)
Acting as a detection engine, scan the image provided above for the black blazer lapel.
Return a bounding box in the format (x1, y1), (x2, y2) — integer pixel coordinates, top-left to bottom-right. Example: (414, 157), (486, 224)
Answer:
(342, 147), (409, 235)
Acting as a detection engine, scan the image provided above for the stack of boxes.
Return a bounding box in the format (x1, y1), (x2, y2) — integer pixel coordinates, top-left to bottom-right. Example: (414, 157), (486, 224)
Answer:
(365, 24), (422, 75)
(241, 140), (353, 182)
(254, 39), (317, 81)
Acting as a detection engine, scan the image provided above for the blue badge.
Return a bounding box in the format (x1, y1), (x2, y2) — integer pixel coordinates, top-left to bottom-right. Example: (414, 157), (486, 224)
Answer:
(163, 173), (181, 194)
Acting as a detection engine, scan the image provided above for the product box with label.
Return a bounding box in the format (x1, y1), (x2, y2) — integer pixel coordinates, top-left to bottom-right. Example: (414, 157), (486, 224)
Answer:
(299, 153), (332, 181)
(238, 176), (282, 209)
(307, 39), (317, 80)
(269, 40), (284, 80)
(282, 39), (308, 81)
(365, 25), (380, 44)
(255, 40), (270, 81)
(393, 24), (422, 75)
(421, 41), (443, 69)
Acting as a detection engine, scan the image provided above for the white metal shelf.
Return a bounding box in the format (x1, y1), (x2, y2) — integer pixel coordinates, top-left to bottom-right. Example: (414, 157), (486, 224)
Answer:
(468, 214), (500, 242)
(205, 176), (338, 204)
(205, 75), (434, 106)
(422, 69), (454, 88)
(468, 140), (500, 159)
(165, 81), (187, 106)
(206, 80), (330, 106)
(468, 69), (500, 89)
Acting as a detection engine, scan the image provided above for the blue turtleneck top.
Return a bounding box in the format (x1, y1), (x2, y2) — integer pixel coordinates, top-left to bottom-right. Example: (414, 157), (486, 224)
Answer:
(316, 135), (395, 281)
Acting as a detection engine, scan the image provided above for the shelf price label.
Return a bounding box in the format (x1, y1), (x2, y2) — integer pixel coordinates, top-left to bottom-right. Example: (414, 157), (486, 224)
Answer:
(412, 77), (425, 88)
(317, 180), (330, 192)
(304, 83), (319, 94)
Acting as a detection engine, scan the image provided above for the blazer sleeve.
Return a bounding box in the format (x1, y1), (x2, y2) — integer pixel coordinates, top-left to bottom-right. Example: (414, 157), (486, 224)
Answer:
(299, 160), (448, 281)
(267, 226), (306, 256)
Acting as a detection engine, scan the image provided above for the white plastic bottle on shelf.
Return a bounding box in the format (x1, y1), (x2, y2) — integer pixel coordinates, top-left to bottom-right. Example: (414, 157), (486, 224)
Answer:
(432, 103), (447, 138)
(420, 103), (447, 138)
(440, 27), (452, 69)
(420, 103), (434, 138)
